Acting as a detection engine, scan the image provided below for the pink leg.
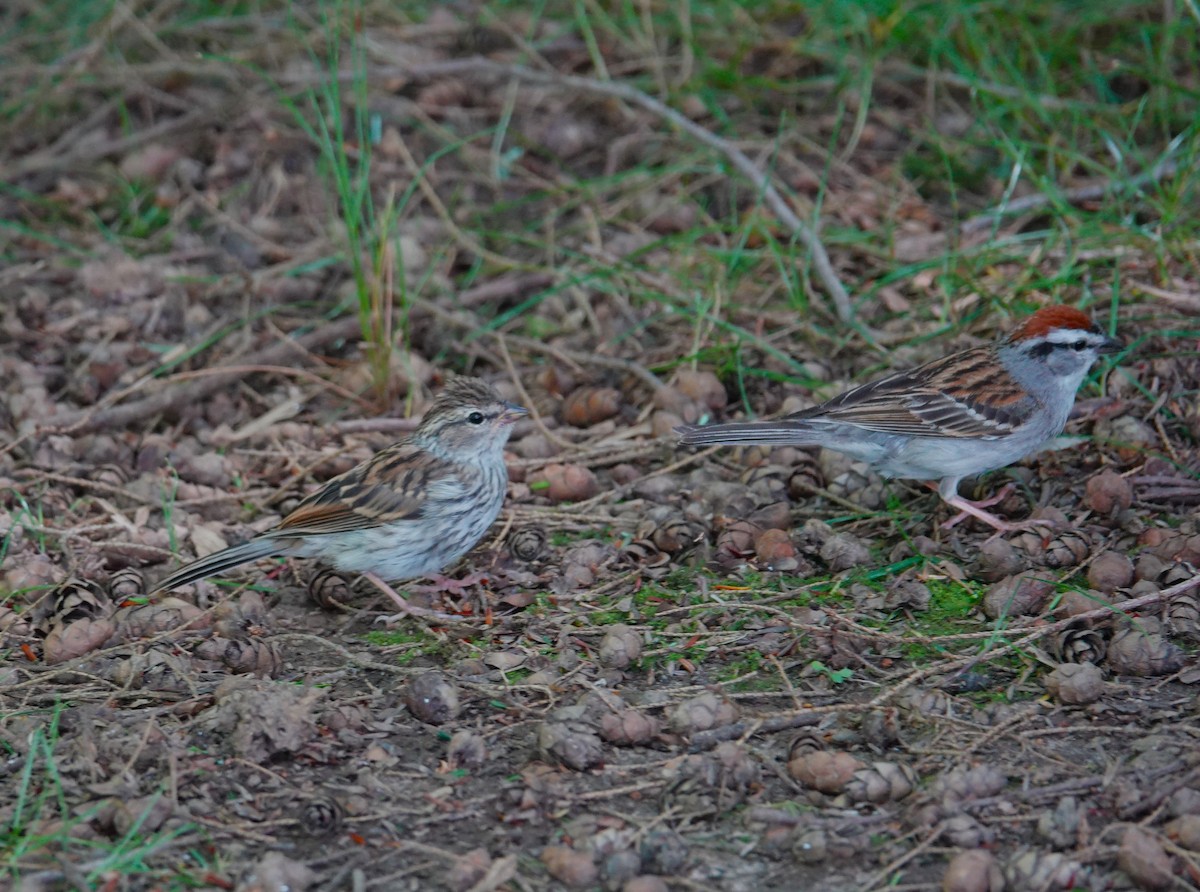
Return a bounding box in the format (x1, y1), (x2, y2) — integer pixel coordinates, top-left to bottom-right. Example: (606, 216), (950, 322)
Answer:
(405, 571), (490, 596)
(364, 572), (461, 625)
(936, 482), (1058, 540)
(940, 483), (1016, 530)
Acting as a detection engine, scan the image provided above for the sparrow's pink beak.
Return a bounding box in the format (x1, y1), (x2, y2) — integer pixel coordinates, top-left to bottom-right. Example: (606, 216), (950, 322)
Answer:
(500, 402), (528, 425)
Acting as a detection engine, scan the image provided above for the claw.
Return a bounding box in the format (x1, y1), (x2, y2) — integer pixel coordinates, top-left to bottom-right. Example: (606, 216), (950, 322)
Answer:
(404, 571), (490, 596)
(940, 487), (1059, 543)
(363, 572), (461, 624)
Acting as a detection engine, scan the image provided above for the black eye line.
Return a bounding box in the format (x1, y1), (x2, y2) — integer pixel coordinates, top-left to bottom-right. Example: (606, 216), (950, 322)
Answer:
(1034, 338), (1093, 356)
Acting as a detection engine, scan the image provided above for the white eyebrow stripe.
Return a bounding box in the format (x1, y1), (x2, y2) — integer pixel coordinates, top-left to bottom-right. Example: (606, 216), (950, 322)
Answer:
(1041, 328), (1101, 343)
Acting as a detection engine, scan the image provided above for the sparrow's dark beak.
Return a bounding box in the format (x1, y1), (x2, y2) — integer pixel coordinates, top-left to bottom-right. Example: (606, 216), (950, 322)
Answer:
(1098, 335), (1124, 355)
(500, 402), (528, 424)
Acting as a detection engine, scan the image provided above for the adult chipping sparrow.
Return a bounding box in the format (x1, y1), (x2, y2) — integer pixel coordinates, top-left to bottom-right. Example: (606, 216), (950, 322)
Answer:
(151, 376), (527, 618)
(676, 306), (1122, 533)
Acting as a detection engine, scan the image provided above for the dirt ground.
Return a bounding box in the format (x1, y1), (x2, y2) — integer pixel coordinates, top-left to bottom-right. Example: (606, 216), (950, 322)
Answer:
(2, 4), (1200, 892)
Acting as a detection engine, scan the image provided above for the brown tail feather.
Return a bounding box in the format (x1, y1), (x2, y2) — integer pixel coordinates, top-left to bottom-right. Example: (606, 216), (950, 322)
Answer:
(675, 421), (818, 446)
(149, 537), (284, 595)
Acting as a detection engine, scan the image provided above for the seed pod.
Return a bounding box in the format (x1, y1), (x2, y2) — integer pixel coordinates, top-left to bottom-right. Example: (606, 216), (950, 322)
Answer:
(982, 572), (1054, 619)
(640, 830), (688, 875)
(860, 709), (901, 750)
(1129, 579), (1160, 599)
(1044, 662), (1105, 704)
(1037, 795), (1083, 848)
(1118, 827), (1174, 891)
(787, 729), (824, 760)
(322, 702), (370, 733)
(535, 365), (575, 397)
(91, 463), (131, 488)
(748, 500), (792, 531)
(787, 750), (864, 794)
(194, 637), (283, 677)
(844, 761), (915, 804)
(45, 578), (111, 625)
(599, 709), (661, 746)
(827, 468), (885, 510)
(1043, 531), (1090, 569)
(754, 528), (798, 571)
(1166, 594), (1200, 641)
(1054, 589), (1111, 619)
(106, 567), (146, 600)
(943, 850), (1003, 892)
(619, 538), (670, 568)
(1084, 468), (1133, 514)
(42, 619), (114, 667)
(1053, 625), (1107, 664)
(1107, 617), (1187, 677)
(0, 606), (33, 641)
(715, 490), (758, 523)
(976, 537), (1026, 582)
(1003, 850), (1084, 890)
(710, 741), (761, 791)
(529, 463), (600, 502)
(934, 765), (1008, 807)
(819, 532), (871, 573)
(741, 465), (790, 503)
(508, 526), (548, 563)
(541, 845), (599, 888)
(715, 520), (760, 563)
(1087, 551), (1134, 593)
(299, 797), (343, 837)
(212, 591), (269, 639)
(1157, 561), (1195, 589)
(598, 624), (642, 670)
(792, 829), (827, 864)
(651, 516), (705, 554)
(674, 369), (727, 410)
(1134, 553), (1169, 582)
(786, 453), (824, 498)
(944, 813), (994, 849)
(446, 848), (494, 892)
(601, 851), (643, 889)
(1164, 815), (1200, 850)
(886, 576), (931, 611)
(113, 597), (207, 640)
(537, 721), (604, 771)
(447, 730), (488, 769)
(306, 569), (351, 610)
(668, 691), (738, 735)
(1008, 528), (1049, 560)
(110, 649), (188, 691)
(405, 671), (460, 725)
(562, 386), (621, 427)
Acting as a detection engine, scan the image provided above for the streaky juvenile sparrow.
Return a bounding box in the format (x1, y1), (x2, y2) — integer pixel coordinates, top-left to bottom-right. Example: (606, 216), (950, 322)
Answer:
(677, 305), (1122, 533)
(151, 375), (527, 618)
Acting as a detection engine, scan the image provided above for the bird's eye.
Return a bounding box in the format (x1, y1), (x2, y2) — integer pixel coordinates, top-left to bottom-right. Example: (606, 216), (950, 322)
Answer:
(1071, 340), (1087, 351)
(467, 411), (485, 425)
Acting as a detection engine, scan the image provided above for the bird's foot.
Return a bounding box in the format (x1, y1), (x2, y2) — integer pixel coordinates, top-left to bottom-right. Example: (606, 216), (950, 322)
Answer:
(364, 572), (462, 625)
(941, 487), (1059, 543)
(940, 482), (1017, 530)
(405, 571), (490, 596)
